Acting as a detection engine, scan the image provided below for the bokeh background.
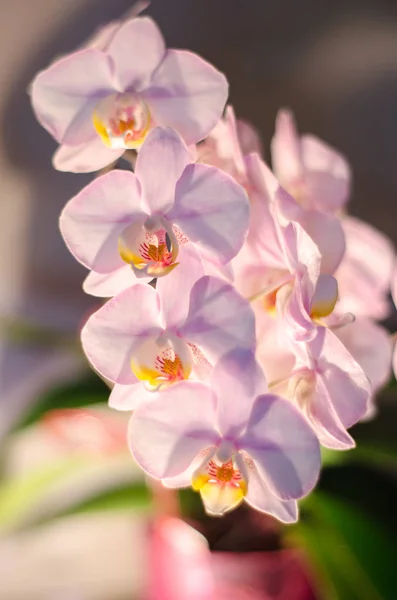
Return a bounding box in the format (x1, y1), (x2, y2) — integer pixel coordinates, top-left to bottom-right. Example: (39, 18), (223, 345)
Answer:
(1, 1), (397, 598)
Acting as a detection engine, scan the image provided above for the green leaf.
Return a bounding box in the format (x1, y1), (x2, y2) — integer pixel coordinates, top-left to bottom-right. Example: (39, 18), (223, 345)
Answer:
(0, 454), (150, 532)
(14, 373), (109, 431)
(349, 394), (397, 465)
(288, 464), (397, 600)
(0, 455), (88, 531)
(42, 481), (150, 520)
(320, 394), (397, 469)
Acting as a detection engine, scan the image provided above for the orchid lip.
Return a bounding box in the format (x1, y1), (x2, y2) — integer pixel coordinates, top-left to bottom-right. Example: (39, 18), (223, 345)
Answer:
(130, 335), (192, 391)
(118, 218), (179, 278)
(92, 92), (151, 150)
(192, 452), (248, 516)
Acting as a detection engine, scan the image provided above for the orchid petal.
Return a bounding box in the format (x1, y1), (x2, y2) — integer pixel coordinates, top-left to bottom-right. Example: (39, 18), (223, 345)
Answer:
(301, 135), (351, 213)
(337, 216), (394, 319)
(31, 49), (114, 145)
(278, 219), (320, 289)
(311, 274), (338, 319)
(336, 318), (392, 393)
(211, 349), (267, 439)
(53, 139), (124, 173)
(128, 381), (219, 479)
(181, 276), (256, 361)
(237, 117), (263, 156)
(107, 17), (165, 91)
(135, 127), (191, 214)
(60, 170), (143, 273)
(143, 50), (228, 145)
(256, 314), (295, 384)
(156, 244), (204, 330)
(307, 327), (371, 428)
(162, 450), (213, 489)
(83, 265), (150, 298)
(170, 163), (249, 263)
(198, 480), (245, 516)
(297, 209), (345, 274)
(276, 276), (315, 344)
(246, 153), (345, 275)
(240, 394), (321, 500)
(241, 456), (298, 523)
(242, 156), (286, 270)
(271, 109), (303, 185)
(81, 283), (162, 384)
(308, 375), (356, 449)
(199, 247), (234, 281)
(202, 105), (246, 178)
(109, 381), (153, 411)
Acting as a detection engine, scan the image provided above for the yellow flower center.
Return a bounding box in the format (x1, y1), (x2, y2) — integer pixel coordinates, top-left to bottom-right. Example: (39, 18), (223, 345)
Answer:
(192, 458), (248, 516)
(131, 347), (191, 390)
(118, 225), (179, 278)
(93, 92), (151, 150)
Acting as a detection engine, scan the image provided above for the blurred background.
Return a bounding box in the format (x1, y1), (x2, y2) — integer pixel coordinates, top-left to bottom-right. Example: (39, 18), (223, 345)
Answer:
(1, 1), (397, 598)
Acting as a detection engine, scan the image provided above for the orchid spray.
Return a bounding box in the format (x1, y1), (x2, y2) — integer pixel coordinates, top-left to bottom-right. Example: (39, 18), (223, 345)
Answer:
(31, 10), (395, 521)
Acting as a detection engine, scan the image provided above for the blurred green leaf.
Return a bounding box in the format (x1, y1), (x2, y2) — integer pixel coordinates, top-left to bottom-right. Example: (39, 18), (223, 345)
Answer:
(14, 373), (109, 431)
(42, 481), (150, 520)
(0, 455), (88, 531)
(350, 396), (397, 465)
(288, 464), (397, 600)
(0, 454), (150, 532)
(320, 394), (397, 469)
(179, 487), (206, 520)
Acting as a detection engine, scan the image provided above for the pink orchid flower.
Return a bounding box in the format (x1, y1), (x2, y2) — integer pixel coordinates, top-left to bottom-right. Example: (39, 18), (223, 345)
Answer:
(31, 16), (228, 173)
(198, 105), (262, 187)
(255, 253), (390, 425)
(235, 190), (339, 348)
(60, 127), (249, 297)
(81, 261), (256, 412)
(237, 155), (345, 282)
(250, 223), (371, 446)
(336, 215), (394, 320)
(272, 215), (343, 346)
(271, 109), (351, 213)
(279, 263), (391, 411)
(335, 317), (392, 418)
(258, 323), (370, 450)
(128, 349), (321, 521)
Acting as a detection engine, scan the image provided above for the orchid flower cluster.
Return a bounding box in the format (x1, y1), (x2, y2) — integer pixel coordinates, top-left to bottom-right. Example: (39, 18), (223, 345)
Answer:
(30, 13), (397, 522)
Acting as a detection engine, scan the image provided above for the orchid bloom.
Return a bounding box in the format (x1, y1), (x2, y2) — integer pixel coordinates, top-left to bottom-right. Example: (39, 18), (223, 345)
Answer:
(198, 105), (262, 187)
(235, 183), (339, 346)
(336, 215), (394, 320)
(285, 326), (371, 449)
(273, 216), (342, 345)
(31, 16), (228, 172)
(256, 318), (371, 450)
(237, 154), (345, 280)
(335, 317), (392, 416)
(271, 109), (351, 213)
(255, 255), (390, 425)
(60, 127), (249, 297)
(27, 3), (392, 525)
(128, 349), (321, 521)
(277, 251), (391, 409)
(81, 258), (256, 411)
